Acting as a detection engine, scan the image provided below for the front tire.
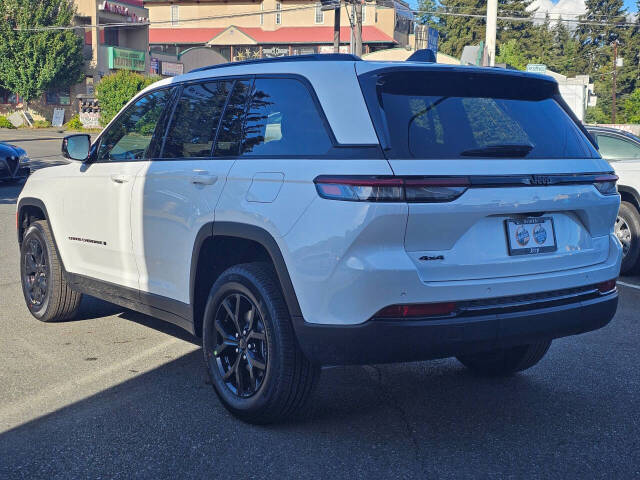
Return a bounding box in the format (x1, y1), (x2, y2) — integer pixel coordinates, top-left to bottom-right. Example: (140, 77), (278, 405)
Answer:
(202, 262), (319, 424)
(20, 220), (82, 322)
(456, 340), (552, 376)
(616, 201), (640, 275)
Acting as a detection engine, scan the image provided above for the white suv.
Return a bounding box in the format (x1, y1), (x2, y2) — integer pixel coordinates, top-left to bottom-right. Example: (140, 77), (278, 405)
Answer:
(17, 55), (621, 423)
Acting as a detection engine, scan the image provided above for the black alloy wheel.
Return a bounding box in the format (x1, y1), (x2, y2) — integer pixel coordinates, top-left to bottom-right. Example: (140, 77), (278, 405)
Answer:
(22, 236), (49, 309)
(202, 263), (319, 424)
(208, 292), (269, 398)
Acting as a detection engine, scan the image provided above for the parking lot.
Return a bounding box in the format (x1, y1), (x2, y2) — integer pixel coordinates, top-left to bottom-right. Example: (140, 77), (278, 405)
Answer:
(0, 130), (639, 479)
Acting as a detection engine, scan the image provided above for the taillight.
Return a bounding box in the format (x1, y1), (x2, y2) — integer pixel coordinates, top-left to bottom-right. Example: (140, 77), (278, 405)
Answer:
(375, 302), (457, 318)
(594, 174), (618, 195)
(404, 177), (470, 202)
(314, 176), (403, 202)
(597, 279), (616, 294)
(314, 176), (469, 203)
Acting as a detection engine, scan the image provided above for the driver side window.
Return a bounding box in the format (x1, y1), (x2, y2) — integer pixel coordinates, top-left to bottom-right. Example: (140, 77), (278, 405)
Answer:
(97, 88), (173, 161)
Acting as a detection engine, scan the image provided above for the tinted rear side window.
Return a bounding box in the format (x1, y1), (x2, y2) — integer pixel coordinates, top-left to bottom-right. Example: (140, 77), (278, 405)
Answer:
(361, 70), (598, 159)
(162, 81), (232, 158)
(214, 79), (252, 157)
(596, 134), (640, 160)
(241, 78), (332, 156)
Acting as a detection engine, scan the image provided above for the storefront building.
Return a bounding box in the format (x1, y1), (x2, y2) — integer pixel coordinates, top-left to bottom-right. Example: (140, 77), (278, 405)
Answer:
(145, 0), (409, 64)
(0, 0), (150, 123)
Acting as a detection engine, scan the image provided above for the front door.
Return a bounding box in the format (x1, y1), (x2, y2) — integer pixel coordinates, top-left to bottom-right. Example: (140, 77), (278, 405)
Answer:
(61, 88), (174, 290)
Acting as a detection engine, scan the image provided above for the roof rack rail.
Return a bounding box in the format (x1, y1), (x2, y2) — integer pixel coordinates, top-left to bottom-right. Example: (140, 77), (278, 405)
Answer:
(189, 53), (361, 74)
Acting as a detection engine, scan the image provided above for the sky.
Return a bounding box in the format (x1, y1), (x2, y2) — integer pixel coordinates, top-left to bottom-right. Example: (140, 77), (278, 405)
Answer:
(407, 0), (638, 14)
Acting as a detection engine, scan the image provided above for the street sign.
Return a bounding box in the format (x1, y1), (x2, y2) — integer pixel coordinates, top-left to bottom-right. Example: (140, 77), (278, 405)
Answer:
(52, 108), (65, 127)
(320, 0), (340, 10)
(160, 61), (184, 77)
(526, 64), (547, 74)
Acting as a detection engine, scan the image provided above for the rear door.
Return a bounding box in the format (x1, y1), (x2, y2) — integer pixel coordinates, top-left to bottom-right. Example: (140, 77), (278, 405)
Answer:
(132, 78), (247, 304)
(357, 65), (618, 282)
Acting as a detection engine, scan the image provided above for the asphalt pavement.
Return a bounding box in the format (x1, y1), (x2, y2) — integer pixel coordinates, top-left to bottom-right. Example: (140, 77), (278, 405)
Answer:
(0, 130), (639, 479)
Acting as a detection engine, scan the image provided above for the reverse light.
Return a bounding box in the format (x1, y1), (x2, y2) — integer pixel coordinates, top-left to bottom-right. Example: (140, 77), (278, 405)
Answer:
(314, 176), (469, 203)
(596, 279), (617, 294)
(375, 302), (457, 318)
(594, 174), (618, 195)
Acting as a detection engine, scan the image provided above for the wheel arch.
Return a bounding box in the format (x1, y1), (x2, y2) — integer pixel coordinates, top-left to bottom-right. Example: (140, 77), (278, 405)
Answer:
(17, 197), (50, 247)
(190, 222), (302, 337)
(618, 185), (640, 213)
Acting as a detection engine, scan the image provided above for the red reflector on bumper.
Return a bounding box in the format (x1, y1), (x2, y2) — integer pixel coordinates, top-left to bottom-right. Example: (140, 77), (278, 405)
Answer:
(597, 279), (617, 293)
(376, 302), (457, 318)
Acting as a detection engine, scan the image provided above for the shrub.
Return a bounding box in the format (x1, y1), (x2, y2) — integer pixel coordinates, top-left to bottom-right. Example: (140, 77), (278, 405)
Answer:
(96, 70), (161, 126)
(0, 115), (15, 128)
(65, 114), (83, 131)
(585, 106), (610, 125)
(32, 119), (51, 128)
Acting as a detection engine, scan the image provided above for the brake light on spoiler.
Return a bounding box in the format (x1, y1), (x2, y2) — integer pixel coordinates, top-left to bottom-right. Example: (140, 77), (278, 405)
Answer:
(314, 173), (618, 203)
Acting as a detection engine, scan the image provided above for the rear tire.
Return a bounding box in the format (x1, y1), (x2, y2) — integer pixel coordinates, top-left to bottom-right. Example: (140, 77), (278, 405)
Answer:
(456, 340), (552, 376)
(20, 220), (82, 322)
(202, 262), (319, 424)
(616, 201), (640, 275)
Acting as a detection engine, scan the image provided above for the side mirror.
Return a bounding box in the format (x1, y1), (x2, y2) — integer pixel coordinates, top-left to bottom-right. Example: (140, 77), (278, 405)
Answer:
(62, 134), (91, 162)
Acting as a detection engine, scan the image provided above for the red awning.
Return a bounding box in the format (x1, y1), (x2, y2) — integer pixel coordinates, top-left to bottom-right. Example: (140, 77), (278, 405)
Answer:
(149, 26), (396, 45)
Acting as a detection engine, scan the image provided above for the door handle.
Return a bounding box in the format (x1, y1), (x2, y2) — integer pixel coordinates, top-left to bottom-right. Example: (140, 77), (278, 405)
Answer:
(110, 174), (129, 184)
(190, 172), (218, 185)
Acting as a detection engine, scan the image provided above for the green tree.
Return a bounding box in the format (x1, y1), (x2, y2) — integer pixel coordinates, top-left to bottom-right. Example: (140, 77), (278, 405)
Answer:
(624, 89), (640, 123)
(436, 0), (535, 59)
(416, 0), (439, 28)
(437, 0), (486, 57)
(585, 105), (611, 124)
(496, 38), (527, 69)
(548, 18), (584, 76)
(0, 0), (84, 104)
(96, 70), (160, 126)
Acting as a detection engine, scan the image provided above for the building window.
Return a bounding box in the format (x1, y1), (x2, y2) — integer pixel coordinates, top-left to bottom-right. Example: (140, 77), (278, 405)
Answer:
(275, 2), (281, 25)
(260, 2), (264, 25)
(171, 5), (179, 26)
(46, 89), (71, 105)
(103, 28), (119, 46)
(361, 3), (366, 24)
(315, 3), (324, 23)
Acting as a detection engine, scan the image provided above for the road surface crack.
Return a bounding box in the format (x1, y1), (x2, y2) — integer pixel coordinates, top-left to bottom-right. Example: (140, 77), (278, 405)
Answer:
(365, 365), (422, 464)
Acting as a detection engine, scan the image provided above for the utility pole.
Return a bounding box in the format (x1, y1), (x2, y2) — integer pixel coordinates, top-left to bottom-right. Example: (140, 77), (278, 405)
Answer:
(612, 40), (618, 124)
(485, 0), (497, 66)
(354, 0), (363, 57)
(333, 3), (341, 53)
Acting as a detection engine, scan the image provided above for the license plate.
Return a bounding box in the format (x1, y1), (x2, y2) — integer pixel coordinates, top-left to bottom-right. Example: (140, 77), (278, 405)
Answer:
(505, 217), (557, 255)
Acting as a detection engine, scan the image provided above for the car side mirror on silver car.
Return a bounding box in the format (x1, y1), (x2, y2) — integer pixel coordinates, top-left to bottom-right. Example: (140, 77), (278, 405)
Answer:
(62, 134), (91, 162)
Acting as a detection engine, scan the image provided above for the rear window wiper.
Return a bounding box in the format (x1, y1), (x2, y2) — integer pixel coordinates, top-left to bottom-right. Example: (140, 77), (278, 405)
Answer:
(460, 144), (534, 158)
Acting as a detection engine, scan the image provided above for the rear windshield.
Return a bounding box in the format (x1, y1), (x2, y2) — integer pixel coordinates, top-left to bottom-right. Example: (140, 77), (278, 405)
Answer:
(360, 69), (598, 159)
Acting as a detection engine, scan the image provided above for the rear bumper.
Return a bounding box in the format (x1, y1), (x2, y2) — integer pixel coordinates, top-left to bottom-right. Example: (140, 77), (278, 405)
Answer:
(293, 292), (618, 365)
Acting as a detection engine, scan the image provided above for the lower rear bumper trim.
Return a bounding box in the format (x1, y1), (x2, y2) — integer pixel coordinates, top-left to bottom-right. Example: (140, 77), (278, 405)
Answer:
(292, 293), (618, 366)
